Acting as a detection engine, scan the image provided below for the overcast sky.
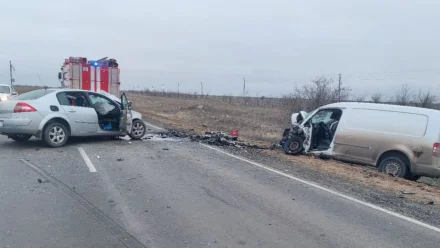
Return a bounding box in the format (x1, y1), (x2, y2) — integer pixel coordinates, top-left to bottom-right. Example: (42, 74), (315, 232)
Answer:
(1, 0), (440, 98)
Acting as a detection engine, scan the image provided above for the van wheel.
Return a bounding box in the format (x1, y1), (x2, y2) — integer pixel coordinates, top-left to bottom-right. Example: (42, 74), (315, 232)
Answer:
(283, 136), (303, 155)
(43, 122), (69, 148)
(129, 120), (146, 140)
(9, 134), (32, 142)
(378, 155), (408, 178)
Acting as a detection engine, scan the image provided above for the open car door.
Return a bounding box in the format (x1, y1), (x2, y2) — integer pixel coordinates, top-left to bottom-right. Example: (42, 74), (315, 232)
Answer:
(120, 93), (133, 133)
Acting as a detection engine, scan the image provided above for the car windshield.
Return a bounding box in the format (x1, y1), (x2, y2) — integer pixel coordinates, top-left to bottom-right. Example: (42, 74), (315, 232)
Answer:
(0, 85), (10, 94)
(14, 89), (55, 100)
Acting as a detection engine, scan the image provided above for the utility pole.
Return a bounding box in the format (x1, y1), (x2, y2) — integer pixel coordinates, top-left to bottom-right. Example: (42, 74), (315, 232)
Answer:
(177, 82), (180, 98)
(9, 61), (15, 85)
(243, 78), (246, 97)
(200, 81), (203, 96)
(338, 73), (342, 102)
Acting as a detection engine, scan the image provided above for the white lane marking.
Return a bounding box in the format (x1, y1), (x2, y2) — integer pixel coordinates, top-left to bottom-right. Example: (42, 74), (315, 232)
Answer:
(78, 147), (97, 172)
(143, 121), (167, 131)
(200, 143), (440, 234)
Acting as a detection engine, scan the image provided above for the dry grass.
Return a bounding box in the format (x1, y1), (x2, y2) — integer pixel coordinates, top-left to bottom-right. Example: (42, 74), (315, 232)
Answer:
(15, 85), (42, 94)
(127, 93), (290, 144)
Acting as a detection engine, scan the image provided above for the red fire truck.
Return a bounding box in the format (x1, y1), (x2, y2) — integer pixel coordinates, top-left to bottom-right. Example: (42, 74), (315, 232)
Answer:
(58, 57), (120, 96)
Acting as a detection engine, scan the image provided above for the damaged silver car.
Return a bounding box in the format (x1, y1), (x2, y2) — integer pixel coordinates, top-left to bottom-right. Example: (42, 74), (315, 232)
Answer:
(281, 102), (440, 179)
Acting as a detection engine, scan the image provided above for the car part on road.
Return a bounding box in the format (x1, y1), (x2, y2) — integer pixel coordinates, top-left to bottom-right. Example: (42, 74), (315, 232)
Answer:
(43, 122), (69, 148)
(9, 134), (32, 142)
(129, 119), (147, 139)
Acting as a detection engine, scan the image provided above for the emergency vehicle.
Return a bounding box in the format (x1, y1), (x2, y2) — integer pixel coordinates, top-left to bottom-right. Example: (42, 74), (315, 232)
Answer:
(58, 57), (120, 96)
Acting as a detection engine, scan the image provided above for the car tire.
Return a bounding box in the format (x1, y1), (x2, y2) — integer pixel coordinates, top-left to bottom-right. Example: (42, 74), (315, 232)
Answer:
(9, 134), (32, 142)
(129, 120), (146, 140)
(43, 122), (69, 148)
(283, 136), (304, 155)
(378, 155), (409, 178)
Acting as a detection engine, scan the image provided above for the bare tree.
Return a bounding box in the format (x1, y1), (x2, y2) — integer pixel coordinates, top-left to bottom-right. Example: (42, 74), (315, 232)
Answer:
(394, 84), (413, 106)
(371, 93), (382, 103)
(415, 89), (437, 108)
(354, 95), (366, 102)
(294, 76), (351, 110)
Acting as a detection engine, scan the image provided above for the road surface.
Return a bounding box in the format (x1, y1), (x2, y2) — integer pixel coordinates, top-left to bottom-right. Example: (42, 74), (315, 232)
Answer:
(0, 123), (439, 248)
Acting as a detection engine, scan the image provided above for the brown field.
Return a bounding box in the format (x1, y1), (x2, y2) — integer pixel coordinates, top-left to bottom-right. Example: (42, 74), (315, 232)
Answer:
(127, 92), (291, 144)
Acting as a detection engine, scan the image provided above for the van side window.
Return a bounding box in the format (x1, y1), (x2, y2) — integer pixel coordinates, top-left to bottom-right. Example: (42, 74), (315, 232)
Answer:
(348, 108), (428, 137)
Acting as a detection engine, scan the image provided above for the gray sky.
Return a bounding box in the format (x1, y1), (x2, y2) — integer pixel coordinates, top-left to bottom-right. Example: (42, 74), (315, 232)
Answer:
(1, 0), (440, 98)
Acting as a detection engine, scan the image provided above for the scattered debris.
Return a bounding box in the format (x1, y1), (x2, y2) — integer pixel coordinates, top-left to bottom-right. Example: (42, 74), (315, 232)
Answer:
(401, 191), (415, 195)
(144, 210), (149, 212)
(152, 130), (274, 149)
(35, 148), (40, 151)
(37, 178), (43, 183)
(237, 240), (246, 245)
(128, 142), (132, 145)
(163, 148), (169, 151)
(427, 201), (435, 205)
(116, 211), (123, 214)
(116, 158), (124, 161)
(96, 155), (101, 160)
(126, 177), (136, 180)
(167, 205), (171, 208)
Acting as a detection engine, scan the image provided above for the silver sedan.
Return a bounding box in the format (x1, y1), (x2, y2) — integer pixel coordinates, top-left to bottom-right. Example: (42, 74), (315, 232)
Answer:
(0, 89), (147, 147)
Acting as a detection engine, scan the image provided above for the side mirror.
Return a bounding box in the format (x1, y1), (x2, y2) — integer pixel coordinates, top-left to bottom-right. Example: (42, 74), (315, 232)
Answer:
(128, 101), (132, 109)
(58, 72), (62, 80)
(11, 92), (18, 96)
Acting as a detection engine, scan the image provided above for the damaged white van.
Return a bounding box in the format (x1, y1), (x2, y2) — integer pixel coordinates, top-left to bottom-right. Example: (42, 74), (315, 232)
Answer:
(281, 102), (440, 179)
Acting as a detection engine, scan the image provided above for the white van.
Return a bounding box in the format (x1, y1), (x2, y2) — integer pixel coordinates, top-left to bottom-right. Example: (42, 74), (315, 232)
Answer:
(282, 102), (440, 179)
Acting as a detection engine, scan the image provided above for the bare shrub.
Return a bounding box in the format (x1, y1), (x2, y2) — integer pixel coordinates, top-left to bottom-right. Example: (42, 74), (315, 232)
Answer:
(371, 93), (382, 103)
(415, 89), (437, 109)
(394, 84), (413, 106)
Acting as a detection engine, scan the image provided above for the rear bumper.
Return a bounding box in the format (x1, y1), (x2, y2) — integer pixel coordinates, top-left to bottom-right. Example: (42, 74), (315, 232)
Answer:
(0, 117), (38, 135)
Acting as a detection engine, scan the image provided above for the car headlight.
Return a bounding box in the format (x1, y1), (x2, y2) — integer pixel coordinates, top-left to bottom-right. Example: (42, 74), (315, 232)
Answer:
(0, 96), (8, 101)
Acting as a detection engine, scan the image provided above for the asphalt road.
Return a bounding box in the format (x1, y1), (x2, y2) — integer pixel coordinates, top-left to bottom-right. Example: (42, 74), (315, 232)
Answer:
(1, 123), (440, 248)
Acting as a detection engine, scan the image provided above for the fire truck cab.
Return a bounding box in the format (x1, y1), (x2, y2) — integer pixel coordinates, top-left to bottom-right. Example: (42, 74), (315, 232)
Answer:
(59, 57), (120, 96)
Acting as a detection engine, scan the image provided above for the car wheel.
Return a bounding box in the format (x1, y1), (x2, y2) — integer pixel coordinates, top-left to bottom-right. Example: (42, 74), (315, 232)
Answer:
(378, 155), (408, 178)
(9, 134), (32, 142)
(43, 122), (69, 148)
(129, 120), (146, 140)
(283, 136), (304, 155)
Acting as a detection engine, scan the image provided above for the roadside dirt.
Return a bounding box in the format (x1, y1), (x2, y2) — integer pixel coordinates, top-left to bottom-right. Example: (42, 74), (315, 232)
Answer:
(262, 149), (440, 205)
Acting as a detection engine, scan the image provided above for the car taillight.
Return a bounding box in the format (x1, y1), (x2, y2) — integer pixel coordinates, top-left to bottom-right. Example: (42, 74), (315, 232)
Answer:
(13, 102), (37, 113)
(432, 143), (439, 157)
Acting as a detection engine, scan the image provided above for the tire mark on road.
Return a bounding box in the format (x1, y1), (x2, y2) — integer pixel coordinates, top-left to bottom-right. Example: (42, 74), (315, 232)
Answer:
(20, 159), (149, 248)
